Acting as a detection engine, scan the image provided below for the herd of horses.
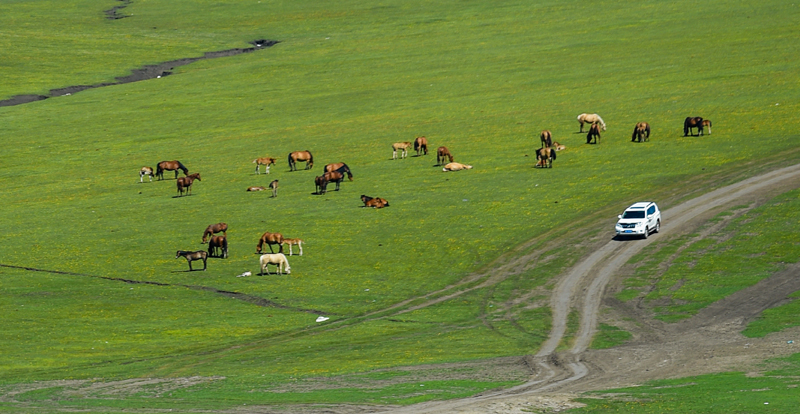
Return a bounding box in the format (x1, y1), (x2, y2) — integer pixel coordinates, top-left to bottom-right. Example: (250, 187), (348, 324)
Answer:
(164, 113), (712, 271)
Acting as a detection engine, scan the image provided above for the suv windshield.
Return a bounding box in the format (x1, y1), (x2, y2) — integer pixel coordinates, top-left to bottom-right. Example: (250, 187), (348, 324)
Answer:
(622, 210), (646, 219)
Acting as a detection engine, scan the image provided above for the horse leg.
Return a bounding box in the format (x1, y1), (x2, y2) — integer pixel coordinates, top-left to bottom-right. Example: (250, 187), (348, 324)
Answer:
(298, 242), (303, 256)
(188, 260), (193, 271)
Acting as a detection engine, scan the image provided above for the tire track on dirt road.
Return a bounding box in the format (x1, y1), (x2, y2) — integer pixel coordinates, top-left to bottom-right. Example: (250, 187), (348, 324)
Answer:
(381, 162), (800, 413)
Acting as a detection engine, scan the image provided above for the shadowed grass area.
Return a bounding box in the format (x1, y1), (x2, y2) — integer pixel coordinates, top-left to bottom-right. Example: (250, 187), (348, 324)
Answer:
(1, 0), (800, 410)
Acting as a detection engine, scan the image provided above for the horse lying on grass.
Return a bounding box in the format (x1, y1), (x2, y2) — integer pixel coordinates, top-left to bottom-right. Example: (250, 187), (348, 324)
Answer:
(361, 195), (389, 208)
(552, 141), (566, 151)
(443, 162), (472, 172)
(176, 250), (207, 271)
(260, 253), (291, 275)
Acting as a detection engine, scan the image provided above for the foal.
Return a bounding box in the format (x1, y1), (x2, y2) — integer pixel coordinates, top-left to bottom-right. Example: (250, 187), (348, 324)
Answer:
(176, 250), (208, 271)
(282, 238), (304, 256)
(139, 166), (154, 182)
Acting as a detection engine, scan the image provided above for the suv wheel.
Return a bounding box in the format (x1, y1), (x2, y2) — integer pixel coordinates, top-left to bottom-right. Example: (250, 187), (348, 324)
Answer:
(643, 226), (649, 239)
(655, 220), (660, 233)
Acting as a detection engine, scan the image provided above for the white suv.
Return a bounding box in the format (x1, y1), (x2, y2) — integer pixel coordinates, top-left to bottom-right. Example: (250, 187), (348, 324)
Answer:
(615, 202), (661, 239)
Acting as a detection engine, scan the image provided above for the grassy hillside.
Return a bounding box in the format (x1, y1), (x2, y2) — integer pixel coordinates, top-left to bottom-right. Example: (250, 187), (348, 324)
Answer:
(1, 0), (799, 411)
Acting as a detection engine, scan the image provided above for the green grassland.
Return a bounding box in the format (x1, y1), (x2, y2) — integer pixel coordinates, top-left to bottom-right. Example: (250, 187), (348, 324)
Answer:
(2, 0), (800, 411)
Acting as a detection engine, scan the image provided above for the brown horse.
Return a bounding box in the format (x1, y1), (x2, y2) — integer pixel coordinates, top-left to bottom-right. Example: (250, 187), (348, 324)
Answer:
(253, 157), (276, 174)
(324, 163), (353, 181)
(586, 123), (601, 144)
(288, 151), (314, 171)
(208, 235), (228, 259)
(577, 113), (606, 132)
(442, 162), (473, 172)
(540, 130), (553, 148)
(392, 142), (412, 159)
(414, 136), (428, 156)
(702, 119), (712, 134)
(361, 194), (390, 208)
(176, 173), (200, 196)
(269, 179), (279, 197)
(684, 117), (705, 136)
(202, 223), (228, 244)
(281, 238), (304, 256)
(315, 171), (344, 194)
(257, 231), (284, 253)
(631, 122), (651, 142)
(176, 250), (208, 271)
(552, 141), (566, 151)
(156, 160), (189, 180)
(436, 146), (454, 165)
(536, 147), (557, 168)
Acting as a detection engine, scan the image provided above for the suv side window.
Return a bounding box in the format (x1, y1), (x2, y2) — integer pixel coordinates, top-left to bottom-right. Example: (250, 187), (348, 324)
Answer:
(647, 205), (655, 215)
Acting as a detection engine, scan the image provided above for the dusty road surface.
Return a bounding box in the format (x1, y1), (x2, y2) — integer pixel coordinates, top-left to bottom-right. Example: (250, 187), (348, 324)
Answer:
(375, 163), (800, 414)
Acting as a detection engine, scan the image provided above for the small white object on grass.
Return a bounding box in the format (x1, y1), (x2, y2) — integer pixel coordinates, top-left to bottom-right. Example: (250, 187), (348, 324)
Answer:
(316, 316), (329, 323)
(237, 271), (252, 278)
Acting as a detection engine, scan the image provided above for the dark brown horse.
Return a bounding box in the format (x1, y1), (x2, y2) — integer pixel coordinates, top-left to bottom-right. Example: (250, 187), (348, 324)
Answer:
(586, 123), (601, 144)
(315, 172), (344, 194)
(414, 136), (428, 156)
(208, 235), (228, 259)
(436, 146), (454, 165)
(631, 122), (651, 142)
(257, 231), (284, 253)
(536, 147), (556, 168)
(156, 160), (189, 180)
(324, 163), (353, 181)
(176, 173), (200, 196)
(361, 194), (390, 208)
(540, 130), (553, 148)
(176, 250), (208, 271)
(684, 117), (705, 136)
(202, 223), (227, 244)
(288, 151), (314, 171)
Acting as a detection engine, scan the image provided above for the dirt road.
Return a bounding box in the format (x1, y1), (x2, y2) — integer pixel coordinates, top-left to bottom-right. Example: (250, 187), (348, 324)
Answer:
(379, 163), (800, 413)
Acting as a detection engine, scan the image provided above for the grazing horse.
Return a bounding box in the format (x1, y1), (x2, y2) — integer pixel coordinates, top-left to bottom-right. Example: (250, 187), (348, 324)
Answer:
(540, 130), (553, 148)
(442, 162), (473, 172)
(684, 117), (705, 136)
(269, 179), (279, 197)
(139, 166), (154, 183)
(257, 231), (284, 254)
(631, 122), (651, 142)
(282, 238), (304, 256)
(536, 147), (557, 168)
(288, 150), (314, 171)
(577, 113), (606, 132)
(253, 157), (276, 174)
(259, 253), (291, 275)
(586, 123), (601, 144)
(436, 146), (454, 165)
(176, 173), (200, 196)
(702, 119), (712, 134)
(414, 136), (428, 156)
(156, 160), (189, 180)
(315, 172), (343, 194)
(392, 142), (412, 159)
(324, 163), (353, 181)
(202, 223), (227, 244)
(247, 186), (267, 192)
(552, 141), (566, 151)
(176, 250), (208, 271)
(208, 235), (228, 259)
(361, 194), (390, 208)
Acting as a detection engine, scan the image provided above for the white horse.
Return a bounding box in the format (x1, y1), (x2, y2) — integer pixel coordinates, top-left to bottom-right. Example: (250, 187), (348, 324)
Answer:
(577, 113), (606, 132)
(442, 162), (473, 172)
(139, 166), (154, 182)
(282, 238), (304, 256)
(259, 253), (291, 275)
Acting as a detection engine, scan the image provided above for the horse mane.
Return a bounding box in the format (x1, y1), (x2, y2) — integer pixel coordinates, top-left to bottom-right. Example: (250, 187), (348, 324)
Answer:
(177, 161), (188, 174)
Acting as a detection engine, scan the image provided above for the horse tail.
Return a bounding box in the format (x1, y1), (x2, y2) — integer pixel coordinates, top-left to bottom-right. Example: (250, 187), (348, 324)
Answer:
(177, 161), (188, 174)
(551, 149), (557, 161)
(632, 126), (638, 141)
(414, 140), (420, 151)
(287, 153), (294, 169)
(308, 151), (314, 168)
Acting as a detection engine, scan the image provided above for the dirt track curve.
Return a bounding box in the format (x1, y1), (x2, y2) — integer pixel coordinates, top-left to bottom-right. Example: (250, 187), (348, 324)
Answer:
(377, 162), (800, 413)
